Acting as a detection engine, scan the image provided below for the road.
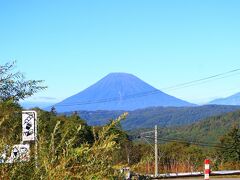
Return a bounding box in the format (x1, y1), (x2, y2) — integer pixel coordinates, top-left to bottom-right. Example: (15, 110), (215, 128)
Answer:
(139, 171), (240, 179)
(163, 178), (240, 180)
(151, 177), (240, 180)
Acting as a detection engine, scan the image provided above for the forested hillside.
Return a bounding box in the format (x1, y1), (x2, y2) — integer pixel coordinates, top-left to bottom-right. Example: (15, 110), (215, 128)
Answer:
(161, 109), (240, 143)
(72, 105), (240, 129)
(129, 109), (240, 144)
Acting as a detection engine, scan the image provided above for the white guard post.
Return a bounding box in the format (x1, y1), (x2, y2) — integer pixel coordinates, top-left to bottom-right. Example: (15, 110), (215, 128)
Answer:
(204, 159), (210, 180)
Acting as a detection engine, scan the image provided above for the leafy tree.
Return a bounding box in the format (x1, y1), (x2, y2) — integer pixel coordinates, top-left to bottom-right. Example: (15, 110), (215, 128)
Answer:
(0, 60), (46, 164)
(0, 61), (46, 102)
(50, 106), (57, 116)
(219, 125), (240, 163)
(106, 119), (133, 165)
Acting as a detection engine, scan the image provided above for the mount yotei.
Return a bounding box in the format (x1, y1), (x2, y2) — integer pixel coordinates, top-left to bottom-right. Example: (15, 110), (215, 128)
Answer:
(51, 73), (195, 112)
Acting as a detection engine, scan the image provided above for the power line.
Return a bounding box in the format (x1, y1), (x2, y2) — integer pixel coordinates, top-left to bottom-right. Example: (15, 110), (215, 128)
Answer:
(54, 68), (240, 107)
(142, 135), (233, 150)
(139, 129), (227, 149)
(156, 134), (222, 146)
(153, 137), (222, 148)
(140, 131), (224, 148)
(162, 69), (240, 91)
(163, 72), (240, 91)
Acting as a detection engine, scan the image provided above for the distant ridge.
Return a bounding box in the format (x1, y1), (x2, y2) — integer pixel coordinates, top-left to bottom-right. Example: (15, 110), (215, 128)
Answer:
(71, 105), (240, 129)
(209, 92), (240, 105)
(50, 73), (195, 112)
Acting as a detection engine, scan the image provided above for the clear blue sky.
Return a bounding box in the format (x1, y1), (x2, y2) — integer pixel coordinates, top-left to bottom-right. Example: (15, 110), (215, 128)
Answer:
(1, 0), (240, 104)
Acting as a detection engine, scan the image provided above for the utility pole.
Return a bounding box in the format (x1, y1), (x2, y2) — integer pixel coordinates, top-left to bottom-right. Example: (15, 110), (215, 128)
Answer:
(140, 126), (158, 177)
(155, 125), (158, 177)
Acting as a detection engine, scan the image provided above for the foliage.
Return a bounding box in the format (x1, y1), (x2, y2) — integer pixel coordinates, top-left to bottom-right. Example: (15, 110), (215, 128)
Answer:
(219, 125), (240, 164)
(0, 101), (22, 146)
(159, 143), (205, 173)
(0, 61), (129, 178)
(132, 142), (206, 174)
(0, 61), (46, 102)
(34, 112), (128, 179)
(0, 104), (128, 179)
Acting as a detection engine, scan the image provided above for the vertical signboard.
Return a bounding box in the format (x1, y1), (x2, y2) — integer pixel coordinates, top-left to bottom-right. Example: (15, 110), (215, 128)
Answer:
(22, 111), (37, 142)
(6, 144), (30, 163)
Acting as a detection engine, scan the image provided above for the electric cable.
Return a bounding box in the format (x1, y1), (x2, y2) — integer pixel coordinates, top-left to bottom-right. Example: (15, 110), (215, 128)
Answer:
(53, 68), (240, 107)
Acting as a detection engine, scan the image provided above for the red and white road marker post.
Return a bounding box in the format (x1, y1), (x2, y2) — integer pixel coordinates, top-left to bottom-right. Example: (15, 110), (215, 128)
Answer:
(204, 159), (210, 180)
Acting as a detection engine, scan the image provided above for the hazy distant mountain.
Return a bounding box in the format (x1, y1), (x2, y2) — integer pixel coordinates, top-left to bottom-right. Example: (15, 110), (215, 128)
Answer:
(51, 73), (194, 112)
(209, 92), (240, 105)
(21, 101), (54, 109)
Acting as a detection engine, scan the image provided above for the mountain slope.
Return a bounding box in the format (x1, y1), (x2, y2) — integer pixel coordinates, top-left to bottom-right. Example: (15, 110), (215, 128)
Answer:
(52, 73), (194, 112)
(210, 92), (240, 105)
(70, 105), (240, 130)
(129, 109), (240, 144)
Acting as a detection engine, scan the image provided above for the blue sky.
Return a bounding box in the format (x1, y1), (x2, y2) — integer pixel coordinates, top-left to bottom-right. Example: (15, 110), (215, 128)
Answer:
(1, 0), (240, 104)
